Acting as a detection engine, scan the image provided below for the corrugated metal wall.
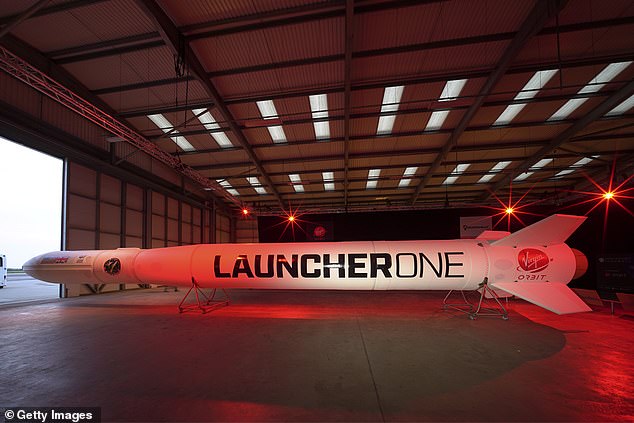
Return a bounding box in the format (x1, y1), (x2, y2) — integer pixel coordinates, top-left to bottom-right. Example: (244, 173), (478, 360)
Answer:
(235, 218), (259, 243)
(215, 212), (232, 243)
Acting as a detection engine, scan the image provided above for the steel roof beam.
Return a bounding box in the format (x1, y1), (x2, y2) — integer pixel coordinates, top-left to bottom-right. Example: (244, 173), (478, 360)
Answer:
(135, 0), (283, 208)
(94, 75), (196, 96)
(192, 147), (634, 172)
(54, 40), (165, 64)
(343, 0), (354, 208)
(0, 0), (107, 26)
(235, 182), (576, 202)
(185, 0), (447, 40)
(0, 0), (52, 40)
(221, 163), (605, 189)
(48, 32), (162, 60)
(167, 115), (633, 159)
(410, 0), (568, 204)
(210, 138), (634, 178)
(480, 79), (634, 201)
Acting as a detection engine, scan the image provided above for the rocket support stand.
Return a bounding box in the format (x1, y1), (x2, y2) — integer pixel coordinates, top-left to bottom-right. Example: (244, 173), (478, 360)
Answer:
(178, 277), (230, 314)
(443, 278), (509, 320)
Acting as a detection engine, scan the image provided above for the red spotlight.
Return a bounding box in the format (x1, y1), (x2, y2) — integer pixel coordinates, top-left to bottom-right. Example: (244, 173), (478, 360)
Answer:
(603, 191), (614, 200)
(274, 205), (308, 240)
(483, 184), (545, 232)
(242, 208), (250, 216)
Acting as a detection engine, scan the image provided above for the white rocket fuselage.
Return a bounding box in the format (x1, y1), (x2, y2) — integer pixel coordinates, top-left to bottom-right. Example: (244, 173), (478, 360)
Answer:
(23, 215), (592, 314)
(23, 240), (578, 290)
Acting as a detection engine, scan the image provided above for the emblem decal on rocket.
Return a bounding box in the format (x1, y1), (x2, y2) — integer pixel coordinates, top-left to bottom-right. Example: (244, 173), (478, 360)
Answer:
(104, 258), (121, 275)
(517, 249), (549, 273)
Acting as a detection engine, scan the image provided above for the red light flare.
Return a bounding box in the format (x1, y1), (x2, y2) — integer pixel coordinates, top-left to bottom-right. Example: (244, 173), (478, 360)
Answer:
(241, 208), (250, 217)
(482, 183), (545, 231)
(557, 161), (633, 245)
(270, 204), (308, 240)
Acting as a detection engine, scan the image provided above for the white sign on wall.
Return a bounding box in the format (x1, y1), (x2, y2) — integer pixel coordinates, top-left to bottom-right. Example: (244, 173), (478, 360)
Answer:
(460, 216), (492, 239)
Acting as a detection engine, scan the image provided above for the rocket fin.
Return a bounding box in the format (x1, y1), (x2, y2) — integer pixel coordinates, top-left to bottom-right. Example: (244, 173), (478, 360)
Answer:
(491, 214), (587, 247)
(476, 230), (510, 242)
(491, 282), (592, 314)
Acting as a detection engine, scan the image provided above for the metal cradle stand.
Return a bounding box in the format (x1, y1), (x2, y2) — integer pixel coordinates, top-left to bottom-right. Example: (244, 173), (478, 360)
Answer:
(178, 277), (230, 314)
(443, 278), (509, 320)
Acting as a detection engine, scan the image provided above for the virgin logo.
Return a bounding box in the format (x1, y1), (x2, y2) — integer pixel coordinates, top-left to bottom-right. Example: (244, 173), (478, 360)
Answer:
(518, 249), (549, 273)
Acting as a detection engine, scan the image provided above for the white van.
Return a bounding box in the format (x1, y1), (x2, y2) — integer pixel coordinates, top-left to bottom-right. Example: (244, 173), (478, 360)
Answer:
(0, 255), (6, 288)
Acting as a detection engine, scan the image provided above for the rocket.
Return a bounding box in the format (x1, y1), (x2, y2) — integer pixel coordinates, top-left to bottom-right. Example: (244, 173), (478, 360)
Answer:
(23, 214), (592, 315)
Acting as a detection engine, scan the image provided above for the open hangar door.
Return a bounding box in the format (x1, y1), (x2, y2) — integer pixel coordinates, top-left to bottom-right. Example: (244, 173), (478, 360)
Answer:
(0, 137), (62, 304)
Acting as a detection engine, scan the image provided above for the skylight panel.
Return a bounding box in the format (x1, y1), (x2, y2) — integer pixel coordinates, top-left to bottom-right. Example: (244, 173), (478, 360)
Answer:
(366, 169), (381, 189)
(288, 174), (305, 193)
(216, 179), (239, 196)
(477, 161), (511, 184)
(210, 132), (233, 148)
(547, 98), (589, 122)
(147, 113), (172, 130)
(322, 171), (335, 191)
(256, 100), (279, 120)
(376, 85), (404, 135)
(256, 100), (287, 143)
(246, 176), (267, 195)
(398, 166), (418, 188)
(513, 173), (532, 182)
(493, 70), (558, 126)
(192, 108), (220, 129)
(554, 156), (598, 178)
(192, 108), (234, 148)
(403, 166), (418, 177)
(606, 93), (634, 116)
(533, 158), (554, 169)
(424, 79), (469, 132)
(425, 110), (450, 131)
(514, 158), (553, 181)
(438, 79), (467, 102)
(267, 125), (287, 143)
(147, 114), (195, 152)
(548, 62), (632, 121)
(442, 164), (470, 185)
(309, 94), (330, 140)
(377, 115), (397, 135)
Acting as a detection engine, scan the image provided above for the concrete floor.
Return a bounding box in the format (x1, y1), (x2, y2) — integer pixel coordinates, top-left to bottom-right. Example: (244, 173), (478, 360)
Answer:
(0, 289), (632, 422)
(0, 274), (59, 305)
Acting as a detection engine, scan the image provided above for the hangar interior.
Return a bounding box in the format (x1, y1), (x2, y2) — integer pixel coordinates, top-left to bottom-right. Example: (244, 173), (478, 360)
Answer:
(0, 0), (633, 421)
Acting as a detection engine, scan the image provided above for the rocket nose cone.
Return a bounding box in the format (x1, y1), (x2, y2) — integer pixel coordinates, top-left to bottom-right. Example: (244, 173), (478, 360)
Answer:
(571, 248), (588, 279)
(23, 254), (42, 277)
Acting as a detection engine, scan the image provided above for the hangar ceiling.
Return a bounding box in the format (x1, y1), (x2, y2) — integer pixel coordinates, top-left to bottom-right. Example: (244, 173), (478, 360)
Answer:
(1, 0), (633, 214)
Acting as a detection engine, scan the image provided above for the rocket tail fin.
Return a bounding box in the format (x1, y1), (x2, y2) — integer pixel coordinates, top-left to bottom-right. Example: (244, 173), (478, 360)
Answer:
(491, 282), (592, 314)
(491, 214), (587, 247)
(476, 230), (510, 242)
